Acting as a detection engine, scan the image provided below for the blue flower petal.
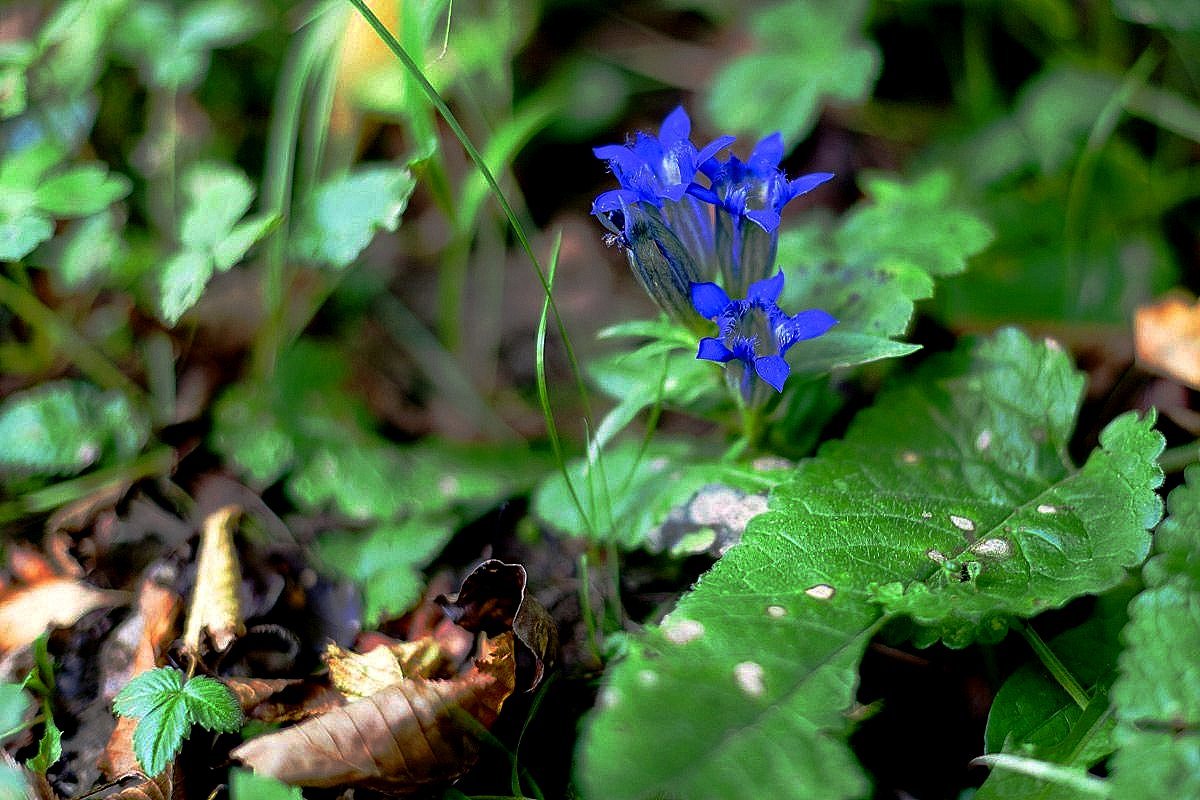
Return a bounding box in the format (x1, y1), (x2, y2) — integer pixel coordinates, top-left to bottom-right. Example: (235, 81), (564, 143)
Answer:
(746, 208), (782, 233)
(754, 355), (790, 392)
(776, 308), (838, 353)
(697, 337), (735, 363)
(749, 133), (785, 169)
(659, 106), (691, 145)
(695, 135), (737, 168)
(690, 281), (731, 319)
(747, 271), (785, 304)
(788, 172), (835, 197)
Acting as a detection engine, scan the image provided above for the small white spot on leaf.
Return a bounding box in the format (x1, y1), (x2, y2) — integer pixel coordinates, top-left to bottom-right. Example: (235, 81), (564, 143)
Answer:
(438, 475), (459, 496)
(1037, 504), (1057, 514)
(974, 538), (1012, 558)
(734, 662), (765, 697)
(663, 619), (705, 645)
(901, 451), (920, 464)
(926, 548), (947, 564)
(598, 687), (619, 708)
(975, 429), (992, 450)
(637, 670), (658, 687)
(805, 584), (835, 600)
(921, 511), (933, 519)
(1045, 337), (1063, 352)
(950, 514), (976, 532)
(766, 604), (787, 618)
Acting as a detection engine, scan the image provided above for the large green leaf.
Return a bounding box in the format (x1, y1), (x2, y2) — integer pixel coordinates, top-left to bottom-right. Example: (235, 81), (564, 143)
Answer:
(579, 329), (1164, 800)
(706, 0), (880, 146)
(1108, 465), (1200, 797)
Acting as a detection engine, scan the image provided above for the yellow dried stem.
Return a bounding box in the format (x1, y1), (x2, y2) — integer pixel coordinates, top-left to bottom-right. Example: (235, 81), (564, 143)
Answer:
(183, 505), (244, 653)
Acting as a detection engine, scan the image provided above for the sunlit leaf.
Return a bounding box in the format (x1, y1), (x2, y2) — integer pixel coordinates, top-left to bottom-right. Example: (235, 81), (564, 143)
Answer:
(580, 330), (1164, 800)
(229, 768), (303, 800)
(131, 694), (188, 777)
(181, 677), (242, 733)
(34, 164), (131, 217)
(0, 381), (147, 476)
(290, 166), (416, 269)
(706, 0), (880, 145)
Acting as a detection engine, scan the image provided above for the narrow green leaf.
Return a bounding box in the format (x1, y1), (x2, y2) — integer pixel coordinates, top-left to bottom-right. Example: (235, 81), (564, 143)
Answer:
(181, 676), (242, 733)
(35, 165), (131, 217)
(113, 667), (184, 720)
(131, 694), (188, 777)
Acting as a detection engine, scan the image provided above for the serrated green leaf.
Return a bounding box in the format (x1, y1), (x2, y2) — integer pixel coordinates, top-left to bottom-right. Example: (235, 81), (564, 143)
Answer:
(706, 0), (879, 146)
(25, 714), (61, 775)
(1109, 465), (1200, 797)
(35, 164), (131, 217)
(113, 667), (184, 719)
(0, 684), (30, 741)
(158, 249), (214, 325)
(0, 381), (147, 476)
(835, 172), (994, 277)
(212, 213), (276, 272)
(290, 166), (416, 268)
(131, 693), (188, 777)
(317, 518), (455, 626)
(580, 329), (1165, 800)
(179, 163), (255, 251)
(181, 676), (242, 733)
(229, 767), (303, 800)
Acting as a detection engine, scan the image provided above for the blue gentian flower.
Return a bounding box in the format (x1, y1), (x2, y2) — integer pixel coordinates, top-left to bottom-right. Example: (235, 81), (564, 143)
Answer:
(691, 271), (836, 401)
(593, 108), (734, 326)
(695, 133), (833, 297)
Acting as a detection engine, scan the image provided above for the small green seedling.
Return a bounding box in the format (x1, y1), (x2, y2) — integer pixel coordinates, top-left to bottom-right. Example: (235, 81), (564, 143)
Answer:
(113, 667), (242, 777)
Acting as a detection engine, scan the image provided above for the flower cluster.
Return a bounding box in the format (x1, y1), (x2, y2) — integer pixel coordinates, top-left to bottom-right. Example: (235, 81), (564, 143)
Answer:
(593, 107), (836, 399)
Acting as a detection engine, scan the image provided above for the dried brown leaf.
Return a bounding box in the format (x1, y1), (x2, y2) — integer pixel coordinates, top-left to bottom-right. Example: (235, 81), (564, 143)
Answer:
(0, 577), (124, 654)
(232, 632), (518, 792)
(106, 767), (173, 800)
(436, 560), (558, 691)
(1135, 295), (1200, 389)
(326, 636), (452, 699)
(225, 677), (345, 723)
(183, 505), (243, 652)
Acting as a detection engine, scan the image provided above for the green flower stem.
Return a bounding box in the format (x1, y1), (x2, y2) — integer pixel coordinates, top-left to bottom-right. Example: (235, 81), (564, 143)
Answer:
(1016, 620), (1089, 710)
(0, 446), (175, 525)
(0, 273), (144, 401)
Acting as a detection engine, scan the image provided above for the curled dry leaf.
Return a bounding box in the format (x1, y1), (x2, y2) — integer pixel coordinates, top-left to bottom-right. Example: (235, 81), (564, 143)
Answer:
(224, 677), (345, 724)
(106, 767), (173, 800)
(0, 576), (124, 654)
(436, 560), (558, 691)
(232, 632), (518, 792)
(1135, 295), (1200, 389)
(327, 636), (453, 699)
(183, 504), (244, 653)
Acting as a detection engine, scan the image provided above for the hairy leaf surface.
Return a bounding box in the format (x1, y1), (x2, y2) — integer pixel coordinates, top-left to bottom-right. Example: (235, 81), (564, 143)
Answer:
(580, 329), (1164, 800)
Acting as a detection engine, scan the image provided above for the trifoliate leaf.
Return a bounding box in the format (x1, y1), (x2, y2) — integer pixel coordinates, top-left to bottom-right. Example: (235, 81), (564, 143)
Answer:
(131, 693), (188, 777)
(290, 166), (416, 268)
(113, 667), (184, 720)
(0, 381), (148, 476)
(835, 172), (994, 277)
(706, 0), (880, 146)
(181, 676), (242, 733)
(579, 329), (1165, 800)
(1109, 465), (1200, 798)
